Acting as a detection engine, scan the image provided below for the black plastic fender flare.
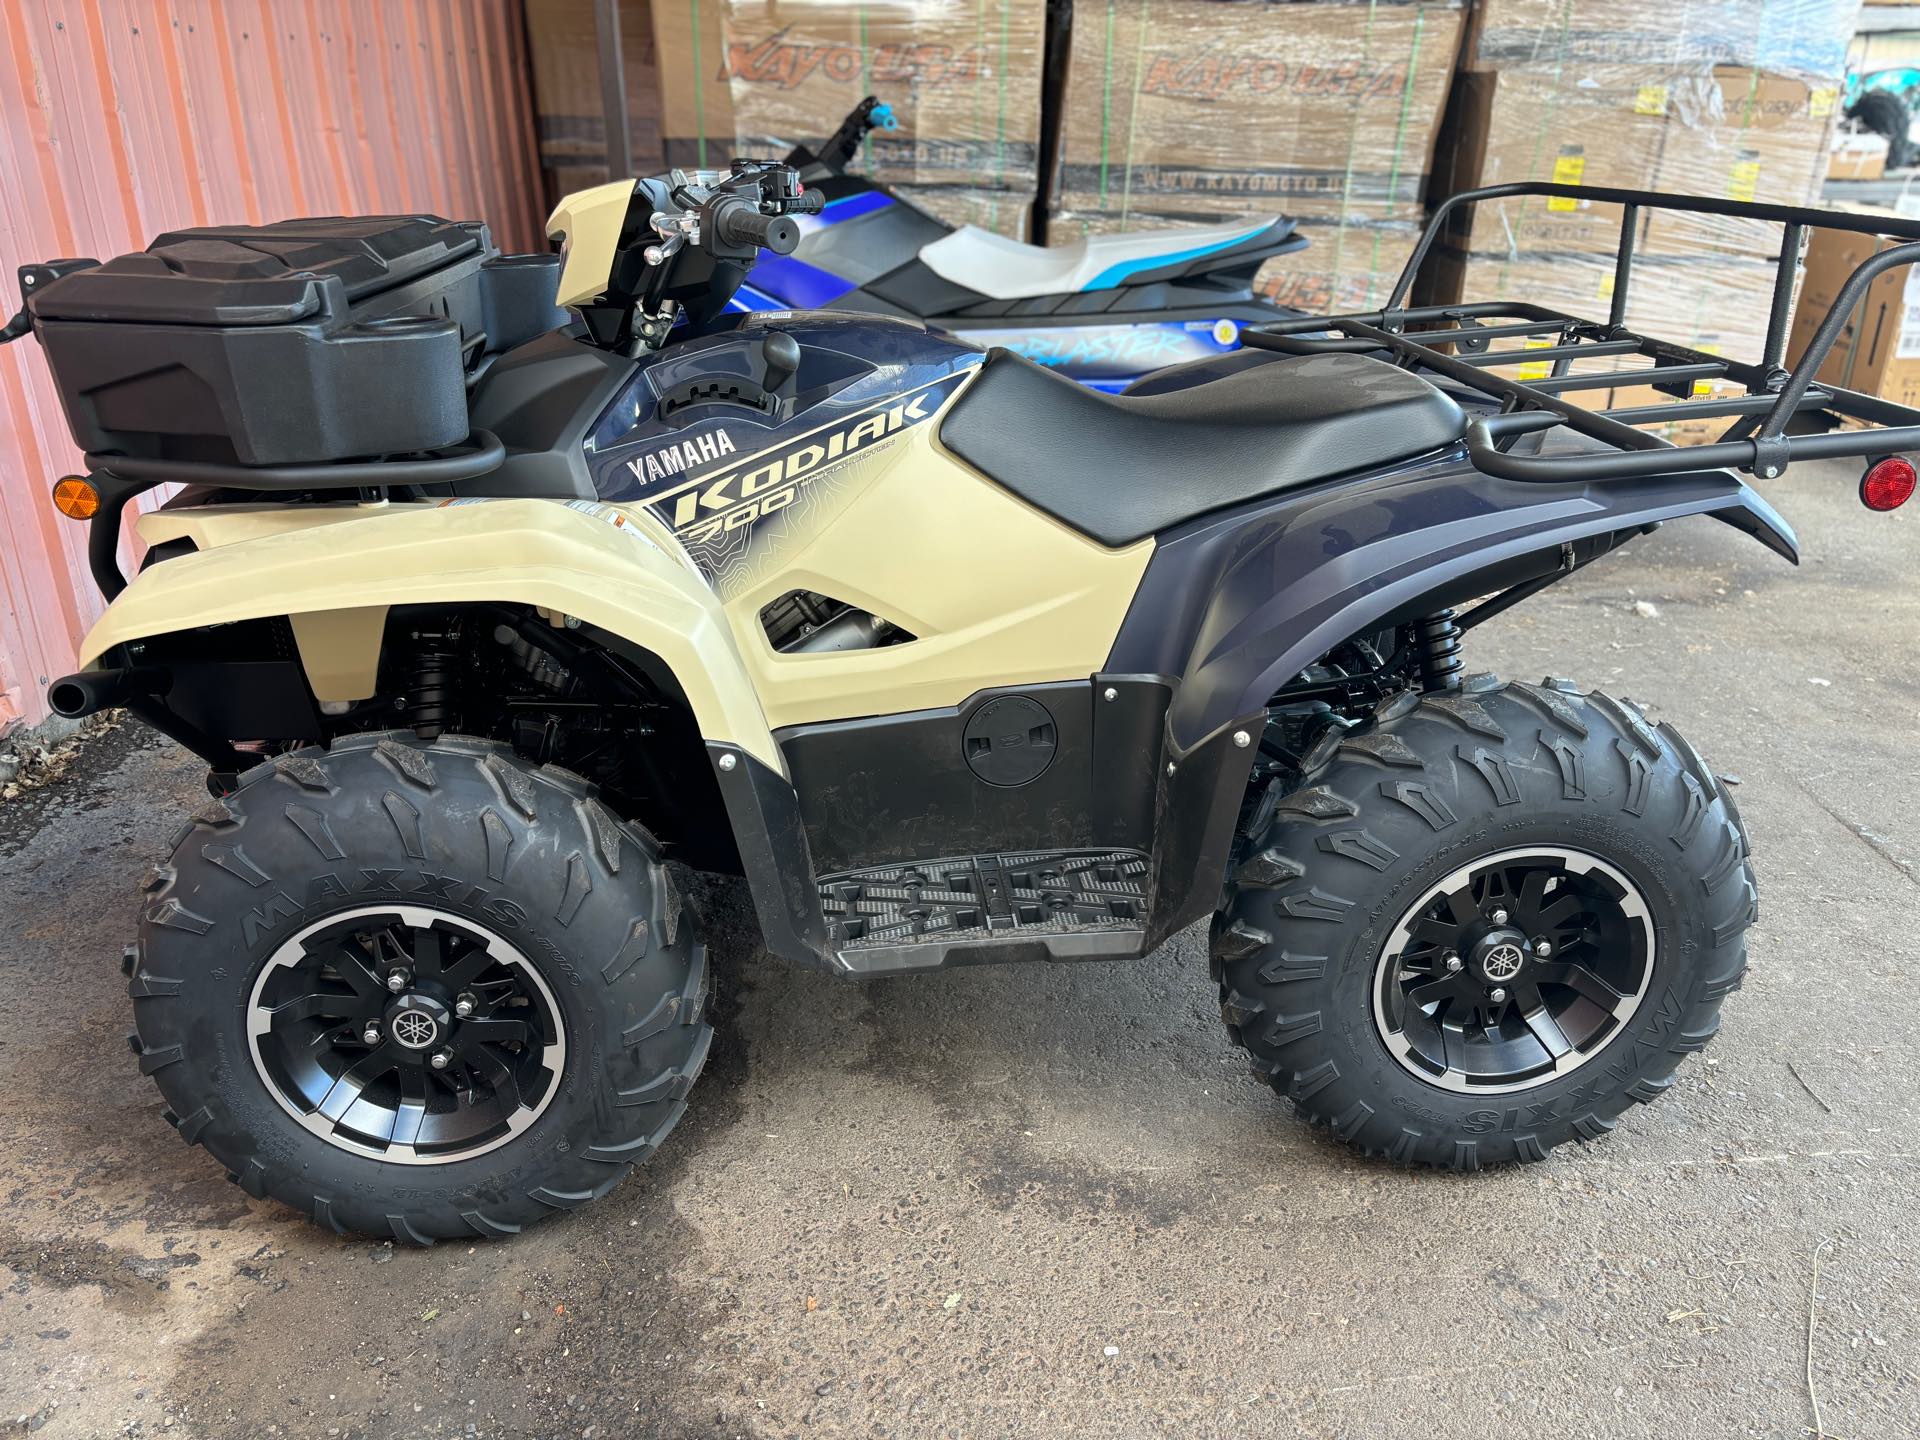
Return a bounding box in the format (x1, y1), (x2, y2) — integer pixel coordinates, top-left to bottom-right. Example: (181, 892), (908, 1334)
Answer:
(1106, 448), (1798, 754)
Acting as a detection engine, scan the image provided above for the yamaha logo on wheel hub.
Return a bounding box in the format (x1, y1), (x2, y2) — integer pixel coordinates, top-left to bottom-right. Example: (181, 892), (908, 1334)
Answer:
(1480, 942), (1526, 983)
(391, 1008), (440, 1049)
(381, 989), (453, 1052)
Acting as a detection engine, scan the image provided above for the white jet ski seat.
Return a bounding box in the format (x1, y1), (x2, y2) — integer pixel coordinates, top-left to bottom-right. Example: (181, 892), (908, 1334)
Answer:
(917, 217), (1293, 302)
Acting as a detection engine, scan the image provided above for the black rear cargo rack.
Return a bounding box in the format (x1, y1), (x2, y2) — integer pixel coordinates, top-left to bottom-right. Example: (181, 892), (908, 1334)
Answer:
(1245, 182), (1920, 484)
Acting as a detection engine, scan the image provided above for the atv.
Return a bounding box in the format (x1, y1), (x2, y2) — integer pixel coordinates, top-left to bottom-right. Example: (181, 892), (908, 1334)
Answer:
(9, 168), (1918, 1245)
(745, 96), (1309, 390)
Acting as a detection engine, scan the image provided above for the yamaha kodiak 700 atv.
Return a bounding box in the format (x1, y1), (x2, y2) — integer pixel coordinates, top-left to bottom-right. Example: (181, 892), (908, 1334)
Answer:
(10, 164), (1919, 1243)
(738, 97), (1310, 390)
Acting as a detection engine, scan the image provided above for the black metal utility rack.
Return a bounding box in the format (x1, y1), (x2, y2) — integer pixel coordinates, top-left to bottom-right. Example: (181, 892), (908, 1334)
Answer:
(1244, 182), (1920, 483)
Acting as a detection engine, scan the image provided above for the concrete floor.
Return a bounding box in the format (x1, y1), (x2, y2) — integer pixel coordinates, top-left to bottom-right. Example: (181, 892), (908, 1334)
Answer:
(1, 460), (1915, 1439)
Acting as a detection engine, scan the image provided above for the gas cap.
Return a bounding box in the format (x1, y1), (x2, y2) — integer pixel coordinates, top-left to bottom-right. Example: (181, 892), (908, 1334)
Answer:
(962, 695), (1057, 787)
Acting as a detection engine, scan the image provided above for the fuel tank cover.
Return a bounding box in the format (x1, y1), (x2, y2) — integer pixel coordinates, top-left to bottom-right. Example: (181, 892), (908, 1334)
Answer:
(962, 695), (1057, 788)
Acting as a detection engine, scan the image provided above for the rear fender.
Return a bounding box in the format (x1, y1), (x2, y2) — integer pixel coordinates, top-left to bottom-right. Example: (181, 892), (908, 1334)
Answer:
(1108, 452), (1798, 753)
(80, 498), (782, 771)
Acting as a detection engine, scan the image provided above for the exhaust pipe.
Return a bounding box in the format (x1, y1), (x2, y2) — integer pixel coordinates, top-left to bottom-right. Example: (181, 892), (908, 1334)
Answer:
(46, 666), (170, 719)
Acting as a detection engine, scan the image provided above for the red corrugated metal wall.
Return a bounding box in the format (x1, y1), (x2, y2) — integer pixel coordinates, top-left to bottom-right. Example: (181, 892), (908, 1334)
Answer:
(0, 0), (544, 733)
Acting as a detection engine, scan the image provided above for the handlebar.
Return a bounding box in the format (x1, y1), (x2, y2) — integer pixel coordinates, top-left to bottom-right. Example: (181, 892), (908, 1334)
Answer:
(568, 160), (824, 345)
(712, 200), (801, 255)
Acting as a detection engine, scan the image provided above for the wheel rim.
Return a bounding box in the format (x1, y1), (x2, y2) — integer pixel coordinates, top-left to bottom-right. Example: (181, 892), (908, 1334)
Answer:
(247, 904), (566, 1164)
(1371, 846), (1654, 1095)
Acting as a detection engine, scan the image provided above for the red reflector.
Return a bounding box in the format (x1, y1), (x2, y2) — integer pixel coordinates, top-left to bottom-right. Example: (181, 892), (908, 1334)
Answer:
(1862, 455), (1917, 512)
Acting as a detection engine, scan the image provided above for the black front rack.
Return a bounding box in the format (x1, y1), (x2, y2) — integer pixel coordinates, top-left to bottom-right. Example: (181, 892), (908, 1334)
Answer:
(1246, 182), (1920, 484)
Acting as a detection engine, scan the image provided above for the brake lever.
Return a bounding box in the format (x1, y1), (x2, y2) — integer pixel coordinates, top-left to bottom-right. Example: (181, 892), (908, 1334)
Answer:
(644, 211), (699, 267)
(643, 233), (687, 267)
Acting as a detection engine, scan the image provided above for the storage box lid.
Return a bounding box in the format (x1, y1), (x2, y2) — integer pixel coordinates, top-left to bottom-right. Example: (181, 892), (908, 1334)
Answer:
(29, 215), (488, 327)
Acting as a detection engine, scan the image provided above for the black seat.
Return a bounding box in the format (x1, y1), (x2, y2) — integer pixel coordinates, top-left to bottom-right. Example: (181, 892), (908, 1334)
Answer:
(939, 348), (1466, 546)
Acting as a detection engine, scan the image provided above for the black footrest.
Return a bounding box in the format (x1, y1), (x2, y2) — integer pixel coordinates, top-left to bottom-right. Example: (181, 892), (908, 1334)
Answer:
(820, 848), (1150, 951)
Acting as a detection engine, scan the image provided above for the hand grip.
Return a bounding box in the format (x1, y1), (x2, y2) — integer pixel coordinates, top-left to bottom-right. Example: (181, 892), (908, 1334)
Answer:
(789, 189), (827, 215)
(713, 200), (801, 255)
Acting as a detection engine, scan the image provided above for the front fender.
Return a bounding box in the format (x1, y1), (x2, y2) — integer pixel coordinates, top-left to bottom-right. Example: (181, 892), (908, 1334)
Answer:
(1107, 452), (1798, 752)
(80, 498), (783, 772)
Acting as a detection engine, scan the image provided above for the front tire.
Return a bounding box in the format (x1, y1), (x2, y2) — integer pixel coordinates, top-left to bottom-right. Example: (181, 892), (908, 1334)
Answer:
(126, 733), (711, 1242)
(1210, 676), (1754, 1168)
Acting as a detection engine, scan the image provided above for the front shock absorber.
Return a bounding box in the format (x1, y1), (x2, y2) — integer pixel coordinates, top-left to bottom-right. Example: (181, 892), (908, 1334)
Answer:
(1413, 610), (1464, 692)
(411, 644), (456, 739)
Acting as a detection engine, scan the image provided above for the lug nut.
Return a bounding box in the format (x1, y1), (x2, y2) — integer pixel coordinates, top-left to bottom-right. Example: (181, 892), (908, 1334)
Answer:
(1490, 908), (1510, 926)
(1488, 987), (1508, 1004)
(1444, 952), (1463, 973)
(362, 1024), (381, 1045)
(385, 968), (409, 993)
(430, 1048), (452, 1070)
(454, 995), (476, 1019)
(1534, 939), (1553, 958)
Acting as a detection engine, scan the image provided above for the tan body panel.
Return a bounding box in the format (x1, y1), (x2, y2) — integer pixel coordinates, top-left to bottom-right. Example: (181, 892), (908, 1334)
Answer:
(139, 504), (376, 549)
(738, 435), (1150, 730)
(90, 379), (1152, 767)
(85, 499), (784, 771)
(615, 374), (1155, 732)
(547, 179), (638, 307)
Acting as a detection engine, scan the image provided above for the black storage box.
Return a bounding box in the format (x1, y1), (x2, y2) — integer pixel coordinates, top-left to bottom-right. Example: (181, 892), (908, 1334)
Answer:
(25, 216), (563, 466)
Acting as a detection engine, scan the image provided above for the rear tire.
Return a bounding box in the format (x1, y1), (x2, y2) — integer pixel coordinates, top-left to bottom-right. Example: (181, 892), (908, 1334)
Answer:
(126, 732), (710, 1242)
(1209, 676), (1754, 1168)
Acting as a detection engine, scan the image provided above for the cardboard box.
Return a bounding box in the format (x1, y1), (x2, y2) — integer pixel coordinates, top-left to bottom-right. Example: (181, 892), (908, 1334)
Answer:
(1423, 247), (1787, 362)
(1463, 1), (1860, 82)
(1431, 63), (1836, 262)
(1855, 30), (1920, 70)
(1052, 0), (1463, 230)
(1604, 369), (1755, 449)
(1830, 131), (1892, 182)
(525, 0), (664, 207)
(1785, 227), (1920, 408)
(904, 188), (1033, 242)
(652, 0), (1045, 198)
(1645, 68), (1838, 257)
(1255, 220), (1424, 314)
(1429, 68), (1669, 256)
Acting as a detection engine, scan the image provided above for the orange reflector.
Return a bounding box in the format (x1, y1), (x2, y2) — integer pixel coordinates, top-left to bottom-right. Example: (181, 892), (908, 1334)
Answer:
(51, 476), (100, 520)
(1861, 455), (1916, 513)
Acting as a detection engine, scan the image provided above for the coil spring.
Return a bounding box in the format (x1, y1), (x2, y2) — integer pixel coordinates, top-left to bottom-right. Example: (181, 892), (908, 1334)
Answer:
(411, 646), (455, 738)
(1414, 610), (1464, 692)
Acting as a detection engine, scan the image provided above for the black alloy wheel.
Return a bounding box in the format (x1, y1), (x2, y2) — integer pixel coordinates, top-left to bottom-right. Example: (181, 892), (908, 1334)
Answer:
(1371, 846), (1653, 1095)
(248, 905), (566, 1164)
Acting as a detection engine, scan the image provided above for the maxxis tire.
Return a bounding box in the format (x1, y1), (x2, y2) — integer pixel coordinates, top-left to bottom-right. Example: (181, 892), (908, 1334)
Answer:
(125, 732), (711, 1243)
(1209, 676), (1755, 1169)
